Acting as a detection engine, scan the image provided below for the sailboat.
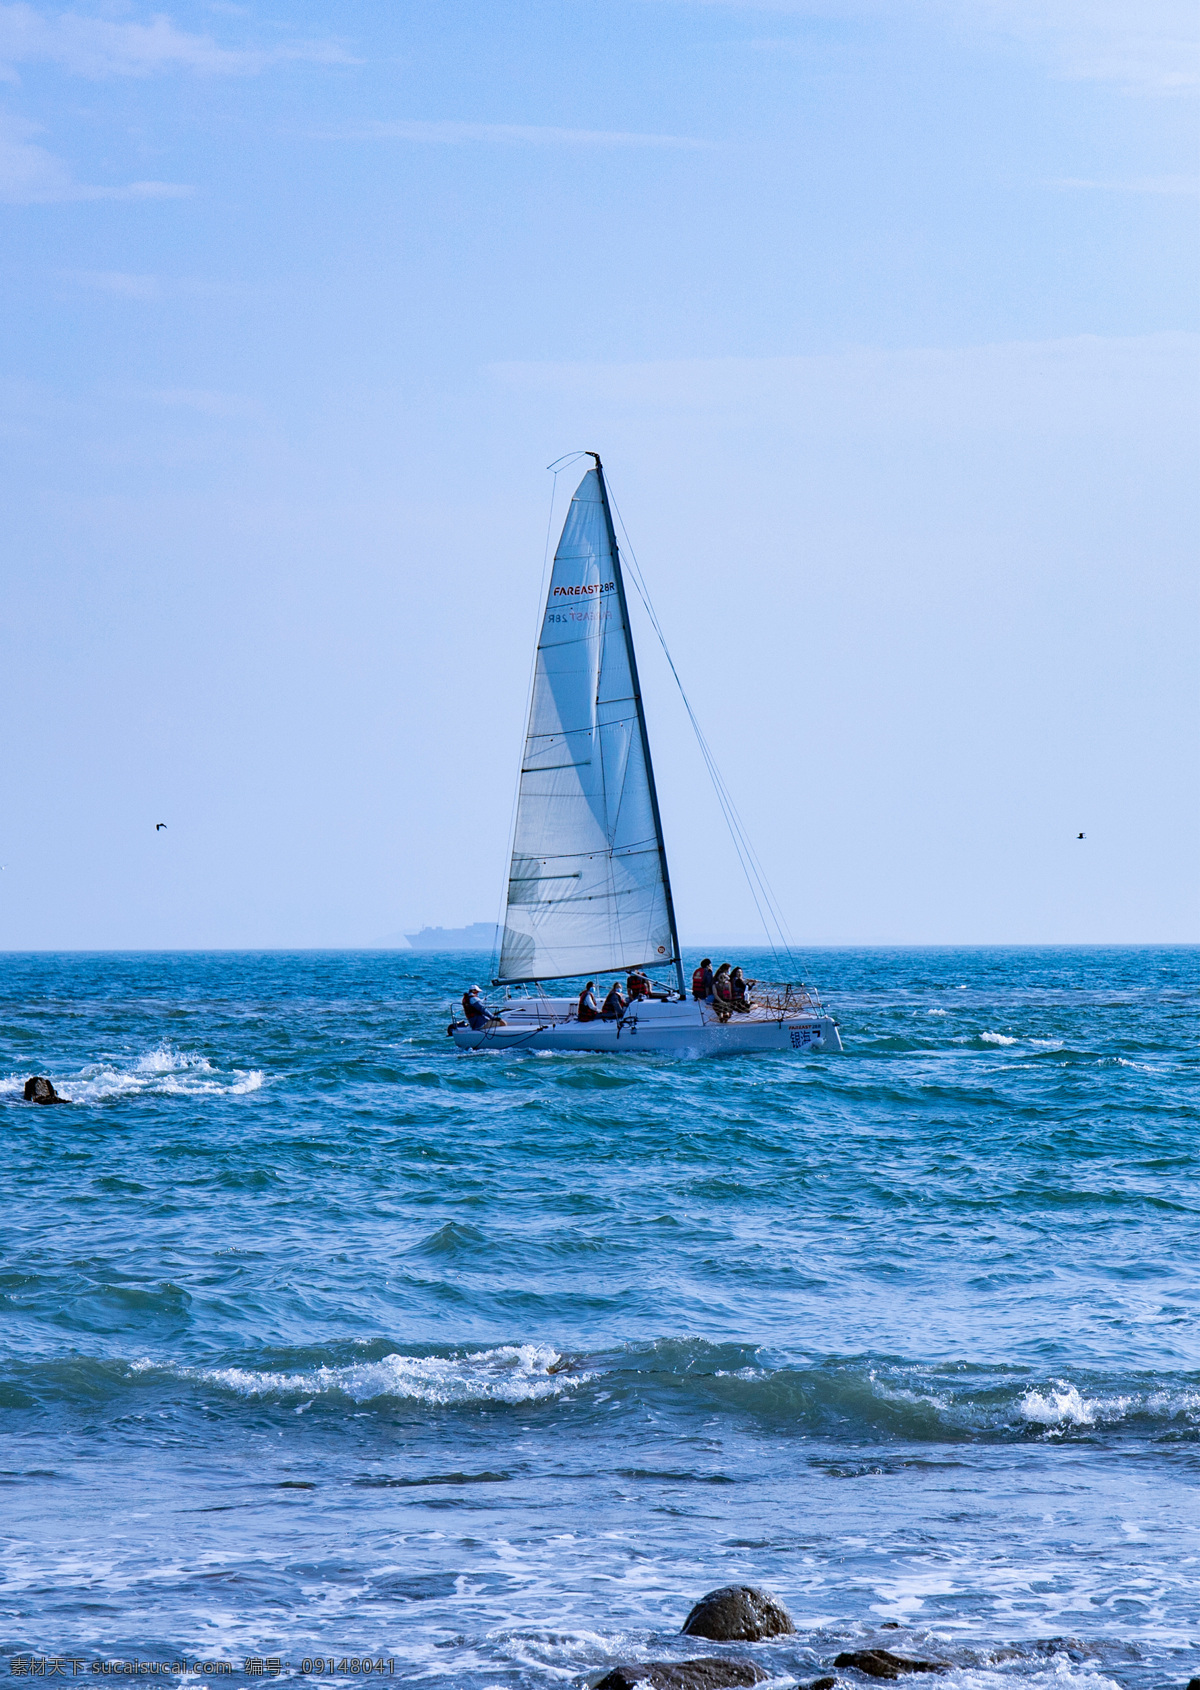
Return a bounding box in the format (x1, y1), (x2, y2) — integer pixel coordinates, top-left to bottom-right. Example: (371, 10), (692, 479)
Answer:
(450, 456), (842, 1056)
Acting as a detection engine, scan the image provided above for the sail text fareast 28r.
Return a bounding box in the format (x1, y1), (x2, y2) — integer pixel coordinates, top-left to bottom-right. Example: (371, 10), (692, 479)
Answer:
(450, 455), (841, 1056)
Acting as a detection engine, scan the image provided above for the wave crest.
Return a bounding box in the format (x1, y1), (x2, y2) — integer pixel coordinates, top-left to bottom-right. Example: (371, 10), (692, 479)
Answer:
(2, 1044), (265, 1104)
(196, 1343), (586, 1407)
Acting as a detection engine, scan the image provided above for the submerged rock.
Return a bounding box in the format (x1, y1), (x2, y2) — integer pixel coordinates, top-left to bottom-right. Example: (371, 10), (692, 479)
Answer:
(680, 1586), (795, 1642)
(808, 1679), (837, 1690)
(833, 1650), (949, 1680)
(23, 1076), (61, 1104)
(1031, 1638), (1098, 1661)
(595, 1661), (767, 1690)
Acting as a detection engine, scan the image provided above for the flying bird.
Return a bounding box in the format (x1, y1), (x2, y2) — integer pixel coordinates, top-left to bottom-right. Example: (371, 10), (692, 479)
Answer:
(1077, 832), (1085, 840)
(156, 823), (167, 831)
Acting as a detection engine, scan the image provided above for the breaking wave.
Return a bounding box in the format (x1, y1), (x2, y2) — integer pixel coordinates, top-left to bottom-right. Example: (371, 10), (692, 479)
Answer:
(564, 1342), (1200, 1444)
(11, 1342), (1196, 1444)
(1, 1044), (265, 1104)
(193, 1343), (587, 1407)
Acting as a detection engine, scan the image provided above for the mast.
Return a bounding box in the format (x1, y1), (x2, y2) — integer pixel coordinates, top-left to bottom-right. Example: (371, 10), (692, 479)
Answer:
(590, 453), (686, 996)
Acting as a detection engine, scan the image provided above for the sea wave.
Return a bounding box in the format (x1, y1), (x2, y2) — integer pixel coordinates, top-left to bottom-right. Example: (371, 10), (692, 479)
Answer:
(10, 1341), (1194, 1445)
(194, 1342), (588, 1406)
(578, 1341), (1200, 1444)
(1, 1044), (265, 1104)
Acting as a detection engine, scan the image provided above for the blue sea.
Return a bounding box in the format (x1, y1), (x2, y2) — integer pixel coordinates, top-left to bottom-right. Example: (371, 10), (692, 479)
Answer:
(1, 947), (1197, 1690)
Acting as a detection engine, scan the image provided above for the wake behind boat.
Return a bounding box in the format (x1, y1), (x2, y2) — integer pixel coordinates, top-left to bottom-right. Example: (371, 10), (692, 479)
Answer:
(450, 456), (841, 1057)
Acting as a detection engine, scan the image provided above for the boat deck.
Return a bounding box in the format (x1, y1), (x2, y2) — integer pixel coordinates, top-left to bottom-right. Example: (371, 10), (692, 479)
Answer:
(451, 992), (841, 1054)
(476, 992), (821, 1031)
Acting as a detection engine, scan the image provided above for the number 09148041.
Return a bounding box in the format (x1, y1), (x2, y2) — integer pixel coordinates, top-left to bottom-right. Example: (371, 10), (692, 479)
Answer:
(299, 1661), (395, 1676)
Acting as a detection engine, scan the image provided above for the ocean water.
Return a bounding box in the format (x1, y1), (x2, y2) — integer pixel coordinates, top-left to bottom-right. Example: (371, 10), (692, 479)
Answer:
(0, 946), (1197, 1690)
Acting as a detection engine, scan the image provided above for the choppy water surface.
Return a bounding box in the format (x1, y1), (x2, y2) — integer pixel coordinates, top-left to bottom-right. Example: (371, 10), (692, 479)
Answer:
(0, 947), (1197, 1690)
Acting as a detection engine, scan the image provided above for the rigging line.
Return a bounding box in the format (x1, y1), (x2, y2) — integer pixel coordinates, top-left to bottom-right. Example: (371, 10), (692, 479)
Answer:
(491, 465), (571, 981)
(679, 709), (800, 963)
(605, 483), (803, 978)
(608, 506), (798, 965)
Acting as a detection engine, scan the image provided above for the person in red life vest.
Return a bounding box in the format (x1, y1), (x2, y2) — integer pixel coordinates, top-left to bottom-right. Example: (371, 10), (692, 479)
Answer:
(711, 963), (734, 1023)
(601, 981), (627, 1020)
(462, 986), (504, 1031)
(692, 959), (714, 1001)
(576, 981), (601, 1022)
(626, 969), (652, 1001)
(730, 966), (755, 1013)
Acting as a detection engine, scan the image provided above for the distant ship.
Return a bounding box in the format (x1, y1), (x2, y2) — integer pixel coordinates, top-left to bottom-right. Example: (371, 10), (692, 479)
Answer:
(405, 923), (501, 951)
(449, 454), (841, 1056)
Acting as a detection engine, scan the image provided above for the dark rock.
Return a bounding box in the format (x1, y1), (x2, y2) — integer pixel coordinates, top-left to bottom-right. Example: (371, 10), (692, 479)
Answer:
(1185, 1678), (1200, 1690)
(1031, 1638), (1097, 1662)
(23, 1076), (61, 1104)
(833, 1651), (949, 1681)
(681, 1585), (795, 1642)
(594, 1661), (767, 1690)
(809, 1679), (838, 1690)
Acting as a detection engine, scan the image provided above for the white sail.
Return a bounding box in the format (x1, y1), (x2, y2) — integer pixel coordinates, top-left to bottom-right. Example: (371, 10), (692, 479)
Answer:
(497, 466), (678, 984)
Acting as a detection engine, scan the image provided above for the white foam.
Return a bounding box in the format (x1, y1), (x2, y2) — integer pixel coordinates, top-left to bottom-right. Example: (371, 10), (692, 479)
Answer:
(932, 1669), (1123, 1690)
(1019, 1382), (1097, 1425)
(979, 1031), (1018, 1046)
(195, 1343), (589, 1407)
(1014, 1379), (1172, 1431)
(2, 1044), (265, 1104)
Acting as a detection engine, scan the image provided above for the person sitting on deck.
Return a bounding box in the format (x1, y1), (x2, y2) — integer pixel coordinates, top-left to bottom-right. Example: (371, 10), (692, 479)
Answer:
(601, 981), (627, 1020)
(462, 986), (504, 1031)
(576, 981), (601, 1022)
(626, 969), (652, 1001)
(691, 959), (714, 1002)
(711, 963), (734, 1023)
(730, 966), (756, 1013)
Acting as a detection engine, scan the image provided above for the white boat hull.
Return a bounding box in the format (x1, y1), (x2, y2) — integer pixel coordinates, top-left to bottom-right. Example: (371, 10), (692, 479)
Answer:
(450, 996), (842, 1056)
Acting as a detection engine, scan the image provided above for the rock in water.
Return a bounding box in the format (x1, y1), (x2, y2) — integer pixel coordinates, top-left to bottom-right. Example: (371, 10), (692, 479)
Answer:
(833, 1649), (949, 1679)
(23, 1076), (61, 1105)
(809, 1680), (837, 1690)
(680, 1586), (795, 1642)
(595, 1662), (766, 1690)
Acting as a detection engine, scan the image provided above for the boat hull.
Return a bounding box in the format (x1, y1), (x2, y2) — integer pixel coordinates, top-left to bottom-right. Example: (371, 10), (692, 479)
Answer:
(450, 997), (842, 1056)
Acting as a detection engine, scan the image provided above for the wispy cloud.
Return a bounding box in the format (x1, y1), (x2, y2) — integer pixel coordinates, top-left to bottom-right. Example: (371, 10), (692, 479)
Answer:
(966, 0), (1199, 92)
(1045, 174), (1200, 195)
(0, 3), (354, 79)
(0, 115), (190, 201)
(63, 267), (162, 297)
(61, 268), (242, 298)
(144, 386), (260, 418)
(327, 119), (709, 150)
(490, 333), (1200, 433)
(672, 0), (1198, 93)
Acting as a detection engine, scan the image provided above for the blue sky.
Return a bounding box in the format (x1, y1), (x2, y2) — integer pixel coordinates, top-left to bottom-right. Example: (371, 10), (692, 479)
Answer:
(1, 0), (1196, 948)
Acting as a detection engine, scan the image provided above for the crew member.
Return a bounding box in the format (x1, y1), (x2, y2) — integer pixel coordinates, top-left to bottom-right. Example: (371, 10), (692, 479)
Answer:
(691, 958), (714, 1001)
(462, 986), (503, 1031)
(730, 966), (755, 1012)
(601, 981), (627, 1019)
(577, 981), (600, 1022)
(711, 963), (734, 1023)
(626, 969), (652, 1000)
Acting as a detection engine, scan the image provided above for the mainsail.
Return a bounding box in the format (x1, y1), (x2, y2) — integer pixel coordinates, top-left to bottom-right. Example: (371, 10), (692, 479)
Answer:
(496, 460), (682, 987)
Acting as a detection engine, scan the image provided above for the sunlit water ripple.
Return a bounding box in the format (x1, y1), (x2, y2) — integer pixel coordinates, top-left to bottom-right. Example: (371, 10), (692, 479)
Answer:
(0, 947), (1196, 1689)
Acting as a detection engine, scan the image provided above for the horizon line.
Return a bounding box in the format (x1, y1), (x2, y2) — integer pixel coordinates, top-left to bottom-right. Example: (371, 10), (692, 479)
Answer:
(0, 941), (1196, 955)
